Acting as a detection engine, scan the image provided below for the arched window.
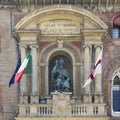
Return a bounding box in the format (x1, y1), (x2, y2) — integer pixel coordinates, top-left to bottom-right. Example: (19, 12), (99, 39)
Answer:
(112, 69), (120, 116)
(112, 15), (120, 38)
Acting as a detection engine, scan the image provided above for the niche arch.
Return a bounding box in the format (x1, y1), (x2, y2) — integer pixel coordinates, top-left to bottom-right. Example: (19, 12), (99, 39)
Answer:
(49, 51), (73, 93)
(39, 42), (81, 96)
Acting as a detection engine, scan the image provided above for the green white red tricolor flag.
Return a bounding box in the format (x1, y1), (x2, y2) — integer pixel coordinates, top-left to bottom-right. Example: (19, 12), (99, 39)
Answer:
(82, 49), (103, 88)
(14, 50), (32, 83)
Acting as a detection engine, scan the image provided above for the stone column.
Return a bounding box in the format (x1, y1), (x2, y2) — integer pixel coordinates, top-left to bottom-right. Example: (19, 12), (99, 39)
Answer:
(30, 45), (39, 103)
(83, 45), (91, 103)
(80, 64), (84, 102)
(94, 46), (103, 103)
(45, 65), (48, 95)
(19, 45), (28, 104)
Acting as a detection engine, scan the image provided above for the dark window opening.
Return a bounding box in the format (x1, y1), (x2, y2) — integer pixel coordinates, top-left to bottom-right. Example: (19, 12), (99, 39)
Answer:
(113, 75), (120, 112)
(112, 15), (120, 38)
(112, 27), (120, 38)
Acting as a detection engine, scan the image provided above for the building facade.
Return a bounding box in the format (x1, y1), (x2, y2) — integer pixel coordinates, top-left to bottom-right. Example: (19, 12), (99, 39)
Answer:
(0, 0), (120, 120)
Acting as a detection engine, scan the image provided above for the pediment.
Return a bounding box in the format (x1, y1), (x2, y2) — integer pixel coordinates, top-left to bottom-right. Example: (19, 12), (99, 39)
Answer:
(15, 6), (108, 32)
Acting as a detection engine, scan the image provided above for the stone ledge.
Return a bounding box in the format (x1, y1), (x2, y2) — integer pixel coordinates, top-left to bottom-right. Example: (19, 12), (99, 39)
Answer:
(15, 117), (110, 120)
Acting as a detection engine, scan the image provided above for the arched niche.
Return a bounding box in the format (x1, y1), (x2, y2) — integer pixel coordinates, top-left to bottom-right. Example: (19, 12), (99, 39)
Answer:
(39, 42), (81, 96)
(49, 51), (73, 93)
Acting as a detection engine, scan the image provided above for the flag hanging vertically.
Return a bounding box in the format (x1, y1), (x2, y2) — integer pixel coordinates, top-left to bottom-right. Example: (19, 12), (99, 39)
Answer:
(14, 50), (32, 83)
(24, 54), (32, 74)
(9, 54), (21, 87)
(82, 49), (103, 88)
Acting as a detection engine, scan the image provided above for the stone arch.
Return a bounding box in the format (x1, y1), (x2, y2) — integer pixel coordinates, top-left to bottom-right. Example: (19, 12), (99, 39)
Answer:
(14, 5), (108, 30)
(103, 56), (120, 80)
(112, 14), (120, 27)
(112, 67), (120, 80)
(39, 42), (81, 95)
(39, 42), (81, 64)
(103, 57), (120, 117)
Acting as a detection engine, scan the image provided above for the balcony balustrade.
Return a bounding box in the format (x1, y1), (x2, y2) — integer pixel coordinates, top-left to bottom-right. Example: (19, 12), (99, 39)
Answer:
(18, 103), (107, 117)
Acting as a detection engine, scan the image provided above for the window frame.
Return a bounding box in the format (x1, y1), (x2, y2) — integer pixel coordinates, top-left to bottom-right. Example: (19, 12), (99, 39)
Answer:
(111, 69), (120, 116)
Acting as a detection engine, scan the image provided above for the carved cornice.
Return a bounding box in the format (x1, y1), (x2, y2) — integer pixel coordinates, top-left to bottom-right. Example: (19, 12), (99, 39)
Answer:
(13, 29), (40, 39)
(1, 0), (120, 12)
(12, 0), (120, 12)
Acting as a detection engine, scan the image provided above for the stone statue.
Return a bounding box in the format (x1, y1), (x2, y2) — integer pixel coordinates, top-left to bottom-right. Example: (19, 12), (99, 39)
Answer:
(51, 58), (71, 92)
(57, 39), (63, 48)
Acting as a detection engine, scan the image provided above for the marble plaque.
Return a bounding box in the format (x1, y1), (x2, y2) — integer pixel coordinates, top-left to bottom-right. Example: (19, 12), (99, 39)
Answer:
(40, 21), (80, 35)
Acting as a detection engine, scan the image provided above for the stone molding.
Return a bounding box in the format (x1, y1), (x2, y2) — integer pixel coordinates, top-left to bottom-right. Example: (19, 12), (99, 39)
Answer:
(15, 117), (110, 120)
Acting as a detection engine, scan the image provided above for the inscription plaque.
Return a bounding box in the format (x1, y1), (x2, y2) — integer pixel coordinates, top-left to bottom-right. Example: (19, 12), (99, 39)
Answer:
(40, 21), (80, 35)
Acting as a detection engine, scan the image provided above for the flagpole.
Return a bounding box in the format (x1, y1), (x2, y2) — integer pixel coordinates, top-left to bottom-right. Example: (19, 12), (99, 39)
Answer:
(20, 45), (27, 104)
(31, 48), (35, 103)
(20, 81), (24, 103)
(18, 49), (24, 103)
(18, 47), (23, 102)
(32, 74), (34, 102)
(32, 62), (34, 97)
(100, 46), (103, 103)
(89, 45), (92, 103)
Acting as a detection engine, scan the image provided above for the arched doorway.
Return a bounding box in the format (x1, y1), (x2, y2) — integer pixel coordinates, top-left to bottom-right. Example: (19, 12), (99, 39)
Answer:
(49, 52), (73, 93)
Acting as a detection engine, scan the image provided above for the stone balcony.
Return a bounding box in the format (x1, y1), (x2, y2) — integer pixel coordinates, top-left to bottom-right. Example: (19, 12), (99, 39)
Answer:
(17, 103), (107, 117)
(15, 92), (108, 120)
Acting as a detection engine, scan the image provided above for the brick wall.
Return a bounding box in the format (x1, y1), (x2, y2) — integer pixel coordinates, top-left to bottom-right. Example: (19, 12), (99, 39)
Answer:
(0, 9), (18, 120)
(0, 7), (120, 120)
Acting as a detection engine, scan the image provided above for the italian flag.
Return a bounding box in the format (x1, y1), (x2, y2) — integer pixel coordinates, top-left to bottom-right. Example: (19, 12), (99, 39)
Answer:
(83, 49), (102, 88)
(14, 50), (32, 83)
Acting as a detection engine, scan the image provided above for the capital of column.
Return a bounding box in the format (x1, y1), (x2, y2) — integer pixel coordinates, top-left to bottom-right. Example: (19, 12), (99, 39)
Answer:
(94, 45), (103, 49)
(19, 44), (27, 49)
(30, 44), (38, 49)
(83, 44), (92, 49)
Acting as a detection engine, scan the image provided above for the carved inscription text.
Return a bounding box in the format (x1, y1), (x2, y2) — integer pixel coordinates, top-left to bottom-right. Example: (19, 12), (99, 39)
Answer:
(40, 21), (80, 35)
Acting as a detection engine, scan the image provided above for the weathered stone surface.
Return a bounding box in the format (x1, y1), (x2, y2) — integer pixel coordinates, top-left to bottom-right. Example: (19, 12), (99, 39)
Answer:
(0, 2), (120, 120)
